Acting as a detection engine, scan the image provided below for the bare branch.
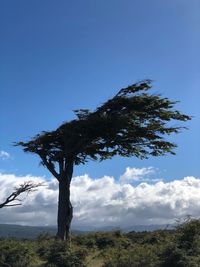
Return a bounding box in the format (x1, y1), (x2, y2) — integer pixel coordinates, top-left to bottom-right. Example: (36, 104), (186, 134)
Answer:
(0, 181), (44, 209)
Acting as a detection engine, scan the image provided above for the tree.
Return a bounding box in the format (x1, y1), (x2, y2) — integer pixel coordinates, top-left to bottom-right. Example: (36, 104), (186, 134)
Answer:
(16, 80), (191, 240)
(0, 181), (42, 208)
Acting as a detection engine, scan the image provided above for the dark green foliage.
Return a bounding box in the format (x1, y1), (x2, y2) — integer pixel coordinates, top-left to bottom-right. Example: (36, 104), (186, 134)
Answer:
(16, 80), (191, 175)
(73, 231), (131, 250)
(102, 245), (161, 267)
(176, 218), (200, 253)
(126, 229), (174, 245)
(73, 234), (97, 248)
(161, 219), (200, 267)
(0, 240), (36, 267)
(1, 219), (200, 266)
(36, 233), (56, 259)
(43, 240), (87, 267)
(96, 235), (117, 249)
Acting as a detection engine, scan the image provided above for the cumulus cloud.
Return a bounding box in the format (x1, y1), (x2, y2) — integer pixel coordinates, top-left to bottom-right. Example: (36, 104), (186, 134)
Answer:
(120, 167), (160, 183)
(0, 151), (10, 160)
(0, 169), (200, 229)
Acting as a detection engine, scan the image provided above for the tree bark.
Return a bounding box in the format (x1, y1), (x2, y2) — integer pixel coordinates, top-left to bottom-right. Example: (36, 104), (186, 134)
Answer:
(56, 163), (73, 241)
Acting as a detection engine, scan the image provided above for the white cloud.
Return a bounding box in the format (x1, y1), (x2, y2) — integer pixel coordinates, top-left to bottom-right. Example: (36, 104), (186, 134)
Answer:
(120, 167), (160, 183)
(0, 170), (200, 229)
(0, 151), (10, 160)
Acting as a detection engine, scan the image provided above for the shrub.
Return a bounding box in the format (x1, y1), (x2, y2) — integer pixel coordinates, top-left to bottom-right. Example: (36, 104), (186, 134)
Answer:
(0, 240), (36, 267)
(161, 219), (200, 267)
(44, 240), (87, 267)
(102, 244), (161, 267)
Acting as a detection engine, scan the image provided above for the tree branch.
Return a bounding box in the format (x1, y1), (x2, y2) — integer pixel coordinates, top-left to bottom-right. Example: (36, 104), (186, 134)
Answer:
(0, 181), (43, 209)
(40, 155), (60, 180)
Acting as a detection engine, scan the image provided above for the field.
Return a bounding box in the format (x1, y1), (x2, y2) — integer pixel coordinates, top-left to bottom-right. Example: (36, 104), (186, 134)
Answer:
(0, 219), (200, 267)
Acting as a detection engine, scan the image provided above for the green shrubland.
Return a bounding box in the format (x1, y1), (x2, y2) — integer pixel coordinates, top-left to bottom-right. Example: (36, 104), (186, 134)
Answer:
(1, 219), (200, 267)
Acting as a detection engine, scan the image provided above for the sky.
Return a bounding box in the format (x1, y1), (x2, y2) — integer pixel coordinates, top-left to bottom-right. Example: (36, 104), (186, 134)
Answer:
(0, 0), (200, 228)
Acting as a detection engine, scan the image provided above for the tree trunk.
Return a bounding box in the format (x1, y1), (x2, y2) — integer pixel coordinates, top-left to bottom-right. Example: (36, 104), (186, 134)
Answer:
(56, 166), (73, 241)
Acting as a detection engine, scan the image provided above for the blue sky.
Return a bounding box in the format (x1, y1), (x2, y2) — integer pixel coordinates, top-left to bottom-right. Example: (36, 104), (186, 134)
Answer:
(0, 0), (199, 182)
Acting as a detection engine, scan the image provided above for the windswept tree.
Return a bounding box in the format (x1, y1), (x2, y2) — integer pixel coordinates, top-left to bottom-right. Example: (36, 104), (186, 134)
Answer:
(16, 80), (191, 240)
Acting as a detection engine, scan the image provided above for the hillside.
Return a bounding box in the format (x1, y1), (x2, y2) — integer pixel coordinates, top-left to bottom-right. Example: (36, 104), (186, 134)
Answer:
(0, 224), (87, 239)
(0, 223), (172, 239)
(0, 224), (56, 239)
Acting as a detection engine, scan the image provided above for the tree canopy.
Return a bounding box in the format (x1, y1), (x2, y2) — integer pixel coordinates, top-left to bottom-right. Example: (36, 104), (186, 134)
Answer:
(16, 80), (191, 180)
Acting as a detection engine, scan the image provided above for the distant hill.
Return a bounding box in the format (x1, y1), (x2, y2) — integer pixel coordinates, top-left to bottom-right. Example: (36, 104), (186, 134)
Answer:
(0, 223), (174, 239)
(0, 224), (57, 239)
(97, 224), (173, 232)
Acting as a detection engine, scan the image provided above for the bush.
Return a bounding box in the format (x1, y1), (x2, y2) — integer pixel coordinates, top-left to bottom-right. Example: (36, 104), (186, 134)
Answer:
(96, 235), (116, 249)
(44, 240), (87, 267)
(0, 240), (36, 267)
(102, 244), (161, 267)
(36, 234), (55, 259)
(1, 219), (200, 267)
(161, 219), (200, 267)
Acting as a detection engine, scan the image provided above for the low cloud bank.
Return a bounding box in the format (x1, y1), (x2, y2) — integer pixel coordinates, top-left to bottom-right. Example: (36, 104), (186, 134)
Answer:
(0, 168), (200, 229)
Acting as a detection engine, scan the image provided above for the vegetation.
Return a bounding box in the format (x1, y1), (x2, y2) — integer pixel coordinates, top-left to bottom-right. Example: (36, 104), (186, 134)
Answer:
(16, 80), (191, 240)
(1, 219), (200, 266)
